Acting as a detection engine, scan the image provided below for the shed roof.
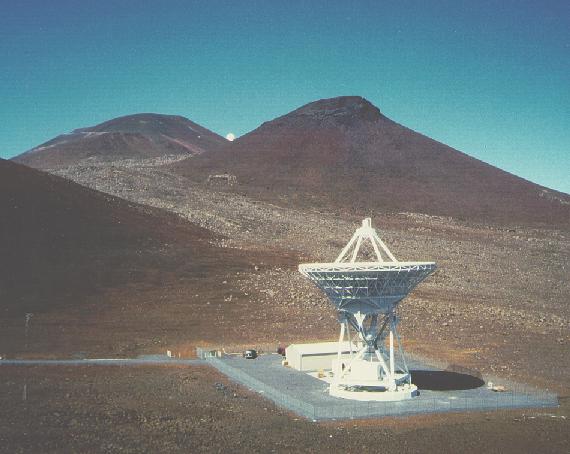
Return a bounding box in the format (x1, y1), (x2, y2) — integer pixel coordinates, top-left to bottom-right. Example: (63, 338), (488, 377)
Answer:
(287, 341), (357, 355)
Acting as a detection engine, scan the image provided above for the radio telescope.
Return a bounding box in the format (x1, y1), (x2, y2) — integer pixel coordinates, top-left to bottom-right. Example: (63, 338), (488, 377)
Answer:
(299, 218), (436, 401)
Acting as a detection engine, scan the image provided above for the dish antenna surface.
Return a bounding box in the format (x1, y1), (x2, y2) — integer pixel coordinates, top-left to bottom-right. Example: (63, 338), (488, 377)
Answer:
(299, 218), (436, 401)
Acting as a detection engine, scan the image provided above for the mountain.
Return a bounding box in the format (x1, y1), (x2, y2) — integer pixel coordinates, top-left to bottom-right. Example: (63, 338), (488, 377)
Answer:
(0, 158), (225, 314)
(13, 113), (227, 169)
(171, 96), (570, 227)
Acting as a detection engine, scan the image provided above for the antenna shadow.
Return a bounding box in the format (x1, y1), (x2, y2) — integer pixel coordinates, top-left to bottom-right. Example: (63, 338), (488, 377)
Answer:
(410, 370), (485, 391)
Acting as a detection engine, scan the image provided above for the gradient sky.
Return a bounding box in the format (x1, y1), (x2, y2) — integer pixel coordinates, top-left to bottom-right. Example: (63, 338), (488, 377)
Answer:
(1, 0), (569, 193)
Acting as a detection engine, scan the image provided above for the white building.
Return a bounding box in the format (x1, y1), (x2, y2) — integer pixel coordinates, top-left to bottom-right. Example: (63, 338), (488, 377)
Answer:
(285, 341), (358, 372)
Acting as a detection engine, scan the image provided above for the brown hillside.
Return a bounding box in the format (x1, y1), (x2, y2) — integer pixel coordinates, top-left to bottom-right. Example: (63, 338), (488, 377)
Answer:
(13, 113), (227, 169)
(171, 96), (570, 227)
(0, 159), (239, 315)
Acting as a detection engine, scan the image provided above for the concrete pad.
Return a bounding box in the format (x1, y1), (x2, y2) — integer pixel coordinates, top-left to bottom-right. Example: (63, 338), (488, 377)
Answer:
(207, 354), (558, 420)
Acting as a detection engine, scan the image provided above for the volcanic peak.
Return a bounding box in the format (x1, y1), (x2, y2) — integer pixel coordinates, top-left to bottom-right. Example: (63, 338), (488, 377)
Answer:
(265, 96), (382, 130)
(13, 112), (227, 168)
(76, 113), (207, 137)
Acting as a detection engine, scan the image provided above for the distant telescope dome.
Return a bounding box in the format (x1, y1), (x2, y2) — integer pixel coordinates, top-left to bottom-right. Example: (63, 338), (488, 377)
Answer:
(226, 133), (235, 141)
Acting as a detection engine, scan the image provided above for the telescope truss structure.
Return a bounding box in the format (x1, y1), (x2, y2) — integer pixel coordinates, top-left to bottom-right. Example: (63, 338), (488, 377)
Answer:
(299, 218), (436, 401)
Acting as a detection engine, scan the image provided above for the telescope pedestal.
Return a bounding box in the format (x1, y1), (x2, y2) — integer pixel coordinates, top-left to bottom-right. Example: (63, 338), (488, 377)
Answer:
(329, 381), (418, 402)
(329, 315), (418, 402)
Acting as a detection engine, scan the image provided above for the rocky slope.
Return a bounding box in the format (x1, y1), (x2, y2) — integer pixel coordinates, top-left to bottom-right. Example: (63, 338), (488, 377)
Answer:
(47, 157), (570, 387)
(172, 96), (570, 228)
(0, 158), (302, 358)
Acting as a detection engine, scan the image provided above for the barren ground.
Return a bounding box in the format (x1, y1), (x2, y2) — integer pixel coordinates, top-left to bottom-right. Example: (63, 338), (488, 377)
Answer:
(46, 159), (570, 392)
(1, 157), (569, 452)
(1, 366), (568, 453)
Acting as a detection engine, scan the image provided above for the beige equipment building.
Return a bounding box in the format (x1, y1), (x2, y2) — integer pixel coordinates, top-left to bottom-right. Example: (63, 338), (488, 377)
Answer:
(285, 341), (358, 372)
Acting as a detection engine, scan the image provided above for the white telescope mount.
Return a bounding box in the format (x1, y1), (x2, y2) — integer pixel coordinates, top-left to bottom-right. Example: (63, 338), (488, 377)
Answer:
(299, 218), (436, 401)
(333, 307), (413, 400)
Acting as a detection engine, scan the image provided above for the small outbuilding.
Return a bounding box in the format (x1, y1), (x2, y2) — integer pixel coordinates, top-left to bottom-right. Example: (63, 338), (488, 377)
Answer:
(285, 341), (358, 372)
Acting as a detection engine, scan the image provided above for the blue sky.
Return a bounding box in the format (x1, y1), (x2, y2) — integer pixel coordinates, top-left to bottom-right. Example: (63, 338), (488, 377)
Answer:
(1, 0), (569, 193)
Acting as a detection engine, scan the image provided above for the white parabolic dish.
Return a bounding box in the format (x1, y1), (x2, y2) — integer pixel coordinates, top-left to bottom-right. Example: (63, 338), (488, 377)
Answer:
(298, 261), (436, 314)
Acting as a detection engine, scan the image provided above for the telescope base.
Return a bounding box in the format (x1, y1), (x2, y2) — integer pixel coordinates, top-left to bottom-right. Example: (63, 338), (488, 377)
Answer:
(330, 382), (418, 402)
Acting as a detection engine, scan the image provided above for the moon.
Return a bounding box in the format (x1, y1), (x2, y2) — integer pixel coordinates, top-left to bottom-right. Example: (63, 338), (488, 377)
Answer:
(226, 133), (235, 141)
